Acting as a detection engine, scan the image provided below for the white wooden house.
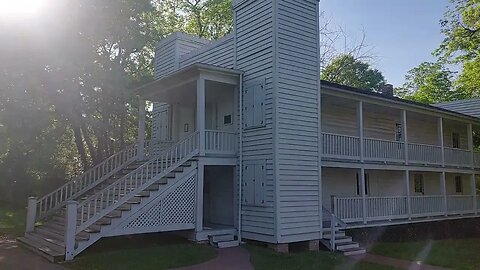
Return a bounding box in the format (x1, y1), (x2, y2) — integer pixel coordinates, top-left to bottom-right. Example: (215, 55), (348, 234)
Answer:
(19, 0), (480, 261)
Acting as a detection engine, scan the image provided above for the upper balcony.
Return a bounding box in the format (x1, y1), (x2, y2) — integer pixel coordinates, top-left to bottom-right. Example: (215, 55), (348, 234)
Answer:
(321, 92), (480, 169)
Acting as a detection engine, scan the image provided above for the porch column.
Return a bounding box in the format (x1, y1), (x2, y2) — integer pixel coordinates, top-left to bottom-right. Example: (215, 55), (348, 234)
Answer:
(440, 172), (447, 216)
(195, 161), (205, 233)
(360, 167), (367, 224)
(438, 117), (445, 167)
(357, 101), (364, 162)
(138, 98), (146, 160)
(197, 77), (206, 156)
(402, 110), (409, 165)
(468, 123), (474, 168)
(471, 174), (477, 214)
(404, 171), (411, 220)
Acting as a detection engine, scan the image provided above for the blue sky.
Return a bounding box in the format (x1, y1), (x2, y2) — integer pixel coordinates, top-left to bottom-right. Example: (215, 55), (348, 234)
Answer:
(321, 0), (450, 87)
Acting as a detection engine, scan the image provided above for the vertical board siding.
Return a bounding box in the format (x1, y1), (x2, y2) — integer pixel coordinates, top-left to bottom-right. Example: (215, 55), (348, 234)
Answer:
(179, 35), (235, 68)
(235, 0), (275, 242)
(276, 0), (321, 241)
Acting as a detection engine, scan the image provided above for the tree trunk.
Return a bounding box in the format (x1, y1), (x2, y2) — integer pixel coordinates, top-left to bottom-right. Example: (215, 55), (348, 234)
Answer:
(72, 124), (89, 171)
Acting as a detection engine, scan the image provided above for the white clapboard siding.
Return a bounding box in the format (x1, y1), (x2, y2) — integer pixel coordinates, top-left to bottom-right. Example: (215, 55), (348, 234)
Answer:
(276, 0), (321, 242)
(154, 33), (209, 80)
(235, 0), (276, 242)
(179, 34), (235, 69)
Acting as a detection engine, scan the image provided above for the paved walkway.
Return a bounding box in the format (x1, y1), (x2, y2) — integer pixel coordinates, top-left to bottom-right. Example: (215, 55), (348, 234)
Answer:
(0, 238), (67, 270)
(351, 253), (450, 270)
(172, 246), (254, 270)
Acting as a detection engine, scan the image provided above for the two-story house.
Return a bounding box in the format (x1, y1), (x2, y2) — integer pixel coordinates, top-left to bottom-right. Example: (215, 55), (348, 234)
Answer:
(19, 0), (480, 261)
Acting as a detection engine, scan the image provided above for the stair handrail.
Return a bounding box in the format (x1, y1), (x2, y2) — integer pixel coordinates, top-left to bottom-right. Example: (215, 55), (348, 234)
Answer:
(74, 131), (200, 233)
(330, 213), (347, 251)
(35, 143), (139, 221)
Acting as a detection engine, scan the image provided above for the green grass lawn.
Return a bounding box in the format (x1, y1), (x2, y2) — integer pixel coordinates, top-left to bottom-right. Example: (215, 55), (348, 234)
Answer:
(0, 203), (26, 238)
(64, 242), (217, 270)
(370, 238), (480, 270)
(247, 245), (399, 270)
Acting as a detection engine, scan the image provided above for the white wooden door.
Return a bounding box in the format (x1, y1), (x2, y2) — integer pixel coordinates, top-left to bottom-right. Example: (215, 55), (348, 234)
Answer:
(156, 105), (170, 141)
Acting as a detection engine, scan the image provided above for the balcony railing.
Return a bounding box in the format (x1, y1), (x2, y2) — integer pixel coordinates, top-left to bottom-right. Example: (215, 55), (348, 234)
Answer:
(322, 132), (480, 168)
(205, 130), (237, 155)
(333, 195), (477, 224)
(444, 147), (472, 167)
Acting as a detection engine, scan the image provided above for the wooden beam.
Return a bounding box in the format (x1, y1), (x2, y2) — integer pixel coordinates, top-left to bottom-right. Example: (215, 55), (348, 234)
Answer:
(138, 98), (146, 160)
(197, 77), (206, 156)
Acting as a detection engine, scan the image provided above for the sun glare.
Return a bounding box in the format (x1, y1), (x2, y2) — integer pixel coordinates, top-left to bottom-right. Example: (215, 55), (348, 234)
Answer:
(0, 0), (46, 16)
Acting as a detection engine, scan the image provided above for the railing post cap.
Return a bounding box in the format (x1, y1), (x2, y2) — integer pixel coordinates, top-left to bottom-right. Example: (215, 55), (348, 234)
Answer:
(67, 200), (79, 205)
(28, 196), (37, 200)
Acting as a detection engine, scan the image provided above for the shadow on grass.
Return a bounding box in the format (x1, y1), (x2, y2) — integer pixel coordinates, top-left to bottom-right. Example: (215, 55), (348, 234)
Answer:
(63, 232), (217, 270)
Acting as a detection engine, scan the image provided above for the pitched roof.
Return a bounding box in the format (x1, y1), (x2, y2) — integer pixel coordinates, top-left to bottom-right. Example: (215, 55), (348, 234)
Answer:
(435, 98), (480, 119)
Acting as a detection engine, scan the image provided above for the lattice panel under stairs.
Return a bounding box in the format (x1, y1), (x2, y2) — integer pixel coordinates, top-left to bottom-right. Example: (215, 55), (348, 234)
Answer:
(124, 174), (196, 229)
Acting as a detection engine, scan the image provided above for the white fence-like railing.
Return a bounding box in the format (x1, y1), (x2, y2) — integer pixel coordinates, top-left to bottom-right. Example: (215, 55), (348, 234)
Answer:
(332, 195), (479, 224)
(364, 138), (404, 162)
(447, 195), (475, 214)
(205, 130), (237, 155)
(408, 143), (443, 165)
(444, 147), (472, 167)
(322, 133), (360, 160)
(365, 196), (409, 220)
(475, 151), (480, 168)
(74, 131), (200, 233)
(322, 133), (479, 168)
(34, 144), (139, 221)
(410, 196), (445, 217)
(145, 140), (174, 158)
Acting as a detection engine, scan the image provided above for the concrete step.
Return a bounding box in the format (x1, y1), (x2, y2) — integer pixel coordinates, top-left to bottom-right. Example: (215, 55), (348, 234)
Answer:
(17, 236), (65, 263)
(335, 242), (359, 251)
(216, 240), (239, 249)
(342, 247), (366, 256)
(210, 234), (234, 243)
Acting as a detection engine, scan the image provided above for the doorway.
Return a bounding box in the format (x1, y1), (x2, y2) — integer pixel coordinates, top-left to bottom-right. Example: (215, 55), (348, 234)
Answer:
(203, 166), (235, 228)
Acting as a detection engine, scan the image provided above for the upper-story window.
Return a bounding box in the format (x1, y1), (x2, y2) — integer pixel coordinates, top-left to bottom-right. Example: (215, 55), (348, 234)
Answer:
(395, 123), (403, 141)
(455, 176), (463, 193)
(414, 174), (424, 195)
(452, 132), (460, 148)
(243, 81), (265, 129)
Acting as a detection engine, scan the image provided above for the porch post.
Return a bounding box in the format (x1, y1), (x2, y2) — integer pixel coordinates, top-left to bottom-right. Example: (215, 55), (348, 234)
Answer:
(138, 98), (146, 160)
(404, 171), (411, 220)
(438, 117), (445, 167)
(440, 172), (447, 216)
(26, 197), (37, 233)
(468, 123), (474, 168)
(402, 110), (409, 164)
(65, 200), (78, 261)
(195, 160), (205, 234)
(357, 101), (364, 162)
(197, 77), (206, 156)
(471, 173), (477, 214)
(360, 167), (367, 224)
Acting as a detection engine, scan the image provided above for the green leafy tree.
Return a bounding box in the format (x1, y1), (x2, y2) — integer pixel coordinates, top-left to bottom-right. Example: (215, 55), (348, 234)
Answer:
(435, 0), (480, 97)
(321, 54), (386, 91)
(396, 62), (465, 104)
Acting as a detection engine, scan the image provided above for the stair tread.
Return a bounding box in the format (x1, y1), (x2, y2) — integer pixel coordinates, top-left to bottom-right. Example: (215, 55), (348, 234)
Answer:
(18, 236), (65, 256)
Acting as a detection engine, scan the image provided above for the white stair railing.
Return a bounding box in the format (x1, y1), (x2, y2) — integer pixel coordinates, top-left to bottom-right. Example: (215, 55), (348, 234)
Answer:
(34, 144), (139, 221)
(73, 131), (200, 234)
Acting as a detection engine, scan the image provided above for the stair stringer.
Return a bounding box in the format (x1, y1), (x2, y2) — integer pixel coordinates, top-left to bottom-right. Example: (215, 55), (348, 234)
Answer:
(72, 161), (198, 257)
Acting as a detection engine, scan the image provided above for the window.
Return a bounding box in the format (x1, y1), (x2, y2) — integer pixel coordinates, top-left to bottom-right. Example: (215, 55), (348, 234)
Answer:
(455, 176), (463, 193)
(223, 114), (232, 125)
(243, 81), (265, 129)
(452, 132), (460, 148)
(356, 173), (370, 196)
(414, 174), (424, 194)
(395, 123), (403, 141)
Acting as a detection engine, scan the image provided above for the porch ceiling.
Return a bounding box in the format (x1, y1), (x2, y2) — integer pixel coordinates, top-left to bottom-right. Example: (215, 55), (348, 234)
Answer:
(135, 63), (242, 102)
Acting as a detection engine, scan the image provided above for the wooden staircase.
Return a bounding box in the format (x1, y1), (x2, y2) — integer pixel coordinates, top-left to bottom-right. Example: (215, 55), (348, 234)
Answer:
(321, 208), (366, 256)
(18, 132), (201, 262)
